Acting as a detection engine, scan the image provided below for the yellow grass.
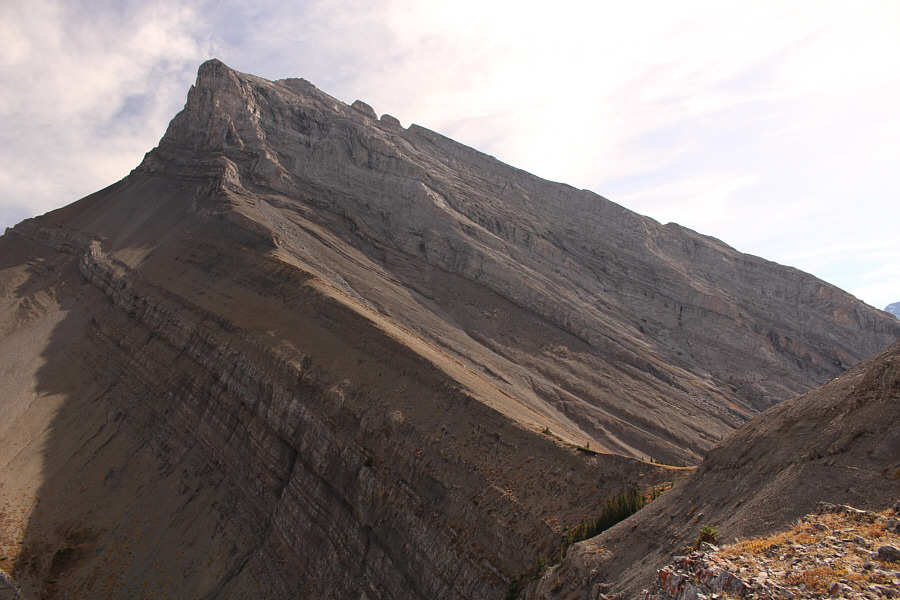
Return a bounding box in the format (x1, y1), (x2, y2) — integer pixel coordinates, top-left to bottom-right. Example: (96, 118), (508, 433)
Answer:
(786, 565), (848, 592)
(720, 530), (791, 557)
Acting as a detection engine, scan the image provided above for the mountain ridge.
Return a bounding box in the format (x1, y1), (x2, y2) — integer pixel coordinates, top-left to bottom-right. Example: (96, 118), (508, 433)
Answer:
(0, 59), (897, 599)
(139, 59), (898, 430)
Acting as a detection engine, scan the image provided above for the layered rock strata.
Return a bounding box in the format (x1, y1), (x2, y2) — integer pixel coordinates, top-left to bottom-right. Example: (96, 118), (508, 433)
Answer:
(0, 60), (898, 599)
(138, 59), (899, 461)
(1, 199), (671, 598)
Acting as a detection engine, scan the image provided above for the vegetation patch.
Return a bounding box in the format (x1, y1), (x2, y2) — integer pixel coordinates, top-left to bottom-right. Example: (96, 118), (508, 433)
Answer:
(563, 484), (668, 550)
(721, 530), (791, 557)
(504, 483), (668, 599)
(504, 574), (520, 600)
(785, 564), (848, 593)
(694, 523), (718, 549)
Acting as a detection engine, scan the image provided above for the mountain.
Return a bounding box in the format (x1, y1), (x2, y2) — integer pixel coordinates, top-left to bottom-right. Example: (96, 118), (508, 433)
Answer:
(886, 302), (900, 319)
(0, 59), (897, 599)
(524, 337), (900, 599)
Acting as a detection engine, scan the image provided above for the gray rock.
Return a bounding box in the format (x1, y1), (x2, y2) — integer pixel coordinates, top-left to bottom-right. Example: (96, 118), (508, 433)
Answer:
(817, 503), (837, 514)
(380, 113), (401, 127)
(0, 570), (23, 600)
(884, 302), (900, 319)
(877, 545), (900, 563)
(351, 99), (376, 118)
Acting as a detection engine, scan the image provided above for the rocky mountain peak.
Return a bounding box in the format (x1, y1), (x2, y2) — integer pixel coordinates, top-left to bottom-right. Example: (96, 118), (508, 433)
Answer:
(15, 60), (900, 461)
(195, 56), (235, 86)
(99, 61), (900, 461)
(1, 60), (898, 599)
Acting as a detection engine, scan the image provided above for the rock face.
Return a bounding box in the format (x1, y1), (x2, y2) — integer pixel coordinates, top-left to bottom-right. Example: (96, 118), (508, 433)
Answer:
(642, 552), (750, 600)
(525, 338), (900, 600)
(0, 59), (897, 598)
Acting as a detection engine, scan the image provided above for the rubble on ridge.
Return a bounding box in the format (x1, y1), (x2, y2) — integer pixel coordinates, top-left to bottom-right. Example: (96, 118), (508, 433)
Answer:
(643, 501), (900, 600)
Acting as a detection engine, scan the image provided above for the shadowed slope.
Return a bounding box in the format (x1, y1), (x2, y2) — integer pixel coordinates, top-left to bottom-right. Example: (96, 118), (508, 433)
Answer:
(526, 338), (900, 599)
(1, 183), (669, 598)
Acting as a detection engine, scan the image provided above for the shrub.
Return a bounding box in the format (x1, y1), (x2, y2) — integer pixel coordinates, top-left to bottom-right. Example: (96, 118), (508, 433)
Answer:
(504, 574), (520, 600)
(564, 486), (648, 549)
(694, 523), (718, 549)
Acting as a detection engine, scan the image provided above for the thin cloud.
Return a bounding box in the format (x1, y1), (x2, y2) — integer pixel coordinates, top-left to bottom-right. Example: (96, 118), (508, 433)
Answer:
(1, 0), (897, 308)
(0, 0), (214, 226)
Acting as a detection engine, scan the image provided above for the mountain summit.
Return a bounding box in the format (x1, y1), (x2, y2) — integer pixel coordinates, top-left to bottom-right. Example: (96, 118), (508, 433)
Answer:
(0, 59), (897, 599)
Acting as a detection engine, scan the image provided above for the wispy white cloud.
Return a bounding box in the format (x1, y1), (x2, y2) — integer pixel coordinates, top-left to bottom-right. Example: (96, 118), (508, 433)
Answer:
(1, 0), (897, 308)
(0, 0), (214, 225)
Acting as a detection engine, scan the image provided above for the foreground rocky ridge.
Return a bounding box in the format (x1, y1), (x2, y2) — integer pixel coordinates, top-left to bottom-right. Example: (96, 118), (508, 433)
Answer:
(0, 60), (897, 599)
(524, 338), (900, 599)
(643, 502), (900, 600)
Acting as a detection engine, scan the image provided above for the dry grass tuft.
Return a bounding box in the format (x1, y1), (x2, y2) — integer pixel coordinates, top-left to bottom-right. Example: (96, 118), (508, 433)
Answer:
(710, 505), (900, 598)
(785, 565), (848, 593)
(720, 530), (791, 558)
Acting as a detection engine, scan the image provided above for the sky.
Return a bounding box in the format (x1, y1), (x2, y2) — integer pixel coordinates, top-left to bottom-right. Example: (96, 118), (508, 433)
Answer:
(1, 0), (898, 309)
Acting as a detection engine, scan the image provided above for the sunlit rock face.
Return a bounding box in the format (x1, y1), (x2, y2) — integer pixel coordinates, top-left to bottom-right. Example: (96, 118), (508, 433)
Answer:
(0, 59), (897, 599)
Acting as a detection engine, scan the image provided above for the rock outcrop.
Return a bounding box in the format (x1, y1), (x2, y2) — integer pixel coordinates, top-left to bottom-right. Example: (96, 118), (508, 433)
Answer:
(0, 59), (898, 599)
(642, 502), (900, 600)
(643, 551), (751, 600)
(0, 570), (23, 600)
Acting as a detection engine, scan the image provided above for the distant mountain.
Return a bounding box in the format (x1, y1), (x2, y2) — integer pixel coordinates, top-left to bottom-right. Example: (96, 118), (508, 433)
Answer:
(885, 301), (900, 318)
(1, 59), (897, 599)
